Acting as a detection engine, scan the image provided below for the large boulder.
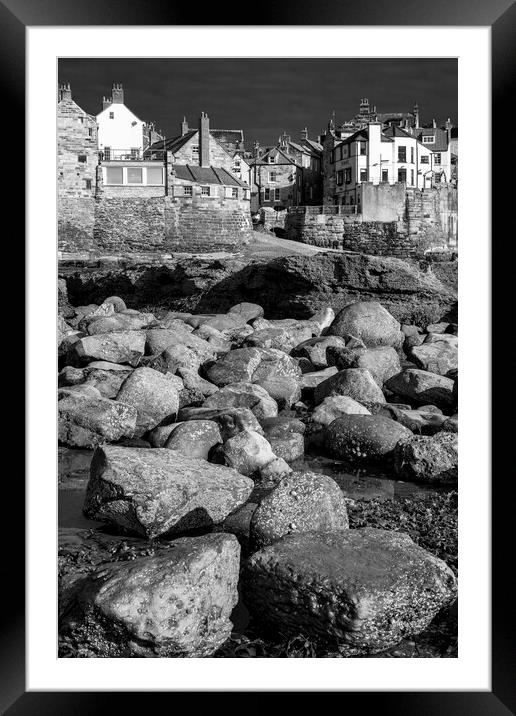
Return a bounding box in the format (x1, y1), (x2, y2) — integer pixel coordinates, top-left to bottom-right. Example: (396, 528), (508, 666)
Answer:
(83, 362), (133, 399)
(203, 382), (278, 420)
(329, 301), (403, 349)
(58, 395), (137, 448)
(393, 433), (458, 483)
(69, 331), (146, 367)
(385, 369), (455, 413)
(255, 376), (301, 409)
(324, 414), (412, 464)
(73, 533), (240, 657)
(312, 395), (371, 429)
(84, 312), (154, 335)
(380, 405), (447, 435)
(116, 367), (180, 434)
(409, 340), (458, 377)
(243, 528), (457, 654)
(327, 346), (401, 386)
(252, 348), (302, 383)
(83, 445), (254, 538)
(314, 368), (385, 407)
(245, 325), (314, 353)
(228, 302), (264, 322)
(164, 420), (222, 460)
(249, 472), (349, 550)
(220, 430), (276, 477)
(268, 433), (305, 463)
(205, 347), (262, 386)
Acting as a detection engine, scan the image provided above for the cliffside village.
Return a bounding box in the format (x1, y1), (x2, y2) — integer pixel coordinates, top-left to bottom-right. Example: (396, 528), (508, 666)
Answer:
(57, 82), (458, 256)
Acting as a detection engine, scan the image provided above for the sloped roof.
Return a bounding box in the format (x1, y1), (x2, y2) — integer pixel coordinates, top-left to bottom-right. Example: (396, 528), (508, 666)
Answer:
(412, 128), (449, 151)
(173, 164), (248, 187)
(382, 125), (414, 139)
(147, 131), (196, 154)
(303, 139), (323, 153)
(210, 129), (244, 144)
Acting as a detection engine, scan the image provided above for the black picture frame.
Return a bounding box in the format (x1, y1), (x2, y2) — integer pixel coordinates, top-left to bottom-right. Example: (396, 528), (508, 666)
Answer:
(4, 0), (512, 711)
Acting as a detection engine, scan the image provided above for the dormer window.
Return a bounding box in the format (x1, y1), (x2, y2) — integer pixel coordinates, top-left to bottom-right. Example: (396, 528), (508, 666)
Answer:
(422, 135), (435, 144)
(268, 156), (275, 164)
(109, 112), (114, 119)
(192, 145), (199, 156)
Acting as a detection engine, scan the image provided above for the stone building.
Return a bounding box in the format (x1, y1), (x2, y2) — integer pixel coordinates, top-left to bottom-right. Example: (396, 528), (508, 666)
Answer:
(250, 129), (323, 211)
(58, 110), (252, 255)
(57, 83), (98, 248)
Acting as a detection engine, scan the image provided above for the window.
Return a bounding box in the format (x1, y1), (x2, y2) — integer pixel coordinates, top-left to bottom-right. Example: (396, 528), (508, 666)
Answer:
(411, 147), (414, 163)
(420, 155), (429, 164)
(183, 185), (193, 196)
(398, 168), (407, 182)
(342, 145), (348, 159)
(382, 169), (389, 182)
(336, 170), (344, 186)
(274, 188), (280, 201)
(105, 167), (123, 184)
(230, 188), (238, 198)
(84, 179), (92, 190)
(359, 169), (368, 182)
(268, 156), (275, 163)
(109, 112), (114, 119)
(344, 168), (352, 184)
(78, 154), (86, 163)
(192, 145), (199, 156)
(127, 168), (143, 184)
(201, 186), (210, 196)
(434, 153), (442, 165)
(434, 173), (442, 184)
(264, 188), (271, 201)
(268, 171), (277, 182)
(88, 128), (93, 137)
(146, 167), (163, 185)
(104, 147), (111, 160)
(422, 135), (435, 144)
(130, 148), (139, 159)
(398, 146), (406, 163)
(411, 169), (415, 185)
(359, 142), (366, 155)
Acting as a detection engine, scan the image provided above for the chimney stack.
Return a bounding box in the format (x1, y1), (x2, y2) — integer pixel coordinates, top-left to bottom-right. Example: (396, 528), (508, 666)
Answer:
(111, 82), (124, 104)
(253, 140), (260, 158)
(413, 102), (420, 129)
(199, 112), (210, 167)
(181, 117), (189, 136)
(432, 118), (437, 128)
(102, 96), (112, 111)
(301, 127), (308, 141)
(58, 82), (72, 102)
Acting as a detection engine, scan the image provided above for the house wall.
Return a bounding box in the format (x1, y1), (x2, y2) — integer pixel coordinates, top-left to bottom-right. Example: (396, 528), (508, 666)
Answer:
(253, 162), (297, 208)
(57, 98), (98, 251)
(97, 103), (145, 154)
(284, 185), (457, 258)
(173, 132), (236, 173)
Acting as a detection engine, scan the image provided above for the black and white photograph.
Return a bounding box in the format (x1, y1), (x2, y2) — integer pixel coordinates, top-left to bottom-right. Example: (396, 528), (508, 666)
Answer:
(56, 56), (460, 661)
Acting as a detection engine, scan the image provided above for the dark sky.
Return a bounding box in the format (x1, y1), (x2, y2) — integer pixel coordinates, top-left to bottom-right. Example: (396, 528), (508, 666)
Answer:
(58, 58), (457, 147)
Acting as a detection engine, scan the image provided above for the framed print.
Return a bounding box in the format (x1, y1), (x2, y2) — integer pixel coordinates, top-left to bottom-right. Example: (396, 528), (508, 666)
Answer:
(3, 0), (513, 710)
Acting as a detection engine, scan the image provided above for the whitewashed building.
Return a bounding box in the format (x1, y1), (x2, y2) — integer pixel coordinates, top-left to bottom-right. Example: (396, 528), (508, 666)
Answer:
(96, 83), (146, 161)
(331, 123), (451, 206)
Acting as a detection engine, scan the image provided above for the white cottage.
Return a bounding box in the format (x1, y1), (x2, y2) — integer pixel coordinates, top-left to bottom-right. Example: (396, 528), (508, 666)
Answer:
(96, 83), (146, 161)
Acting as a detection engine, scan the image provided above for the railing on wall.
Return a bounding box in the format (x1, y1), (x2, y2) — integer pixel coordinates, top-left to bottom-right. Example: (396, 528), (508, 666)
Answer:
(99, 149), (164, 162)
(287, 205), (360, 215)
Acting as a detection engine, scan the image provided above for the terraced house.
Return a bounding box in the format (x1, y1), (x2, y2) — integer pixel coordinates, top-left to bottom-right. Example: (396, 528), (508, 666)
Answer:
(330, 122), (451, 207)
(251, 129), (323, 211)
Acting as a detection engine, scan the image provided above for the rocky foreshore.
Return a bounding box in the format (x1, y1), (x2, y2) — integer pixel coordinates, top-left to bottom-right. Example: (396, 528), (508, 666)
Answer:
(58, 283), (458, 658)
